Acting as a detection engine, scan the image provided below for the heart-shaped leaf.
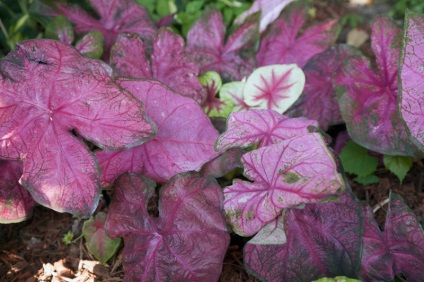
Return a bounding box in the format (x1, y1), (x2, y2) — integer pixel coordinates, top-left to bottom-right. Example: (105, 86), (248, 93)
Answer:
(224, 133), (343, 236)
(82, 212), (121, 264)
(187, 8), (259, 81)
(75, 31), (104, 59)
(216, 109), (318, 151)
(400, 11), (424, 151)
(111, 29), (206, 104)
(244, 190), (363, 281)
(96, 79), (218, 184)
(257, 7), (338, 67)
(104, 172), (230, 281)
(0, 160), (36, 223)
(335, 16), (418, 156)
(45, 15), (74, 45)
(0, 39), (156, 216)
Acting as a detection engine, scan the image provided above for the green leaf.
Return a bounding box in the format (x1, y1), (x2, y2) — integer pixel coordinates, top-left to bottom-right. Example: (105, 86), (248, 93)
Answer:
(62, 230), (74, 245)
(82, 212), (121, 264)
(339, 141), (378, 177)
(75, 31), (104, 59)
(45, 15), (74, 44)
(354, 174), (379, 185)
(383, 155), (413, 183)
(312, 276), (360, 282)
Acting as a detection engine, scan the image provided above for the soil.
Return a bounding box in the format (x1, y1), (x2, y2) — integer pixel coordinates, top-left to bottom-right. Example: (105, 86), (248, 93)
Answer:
(1, 1), (423, 281)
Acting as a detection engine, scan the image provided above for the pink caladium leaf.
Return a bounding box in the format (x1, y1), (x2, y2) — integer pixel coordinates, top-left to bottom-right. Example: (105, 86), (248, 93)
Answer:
(359, 205), (394, 281)
(400, 11), (424, 151)
(104, 172), (230, 281)
(82, 212), (121, 264)
(54, 0), (157, 58)
(96, 79), (218, 184)
(199, 148), (245, 178)
(111, 30), (206, 104)
(286, 45), (357, 130)
(257, 7), (338, 67)
(244, 190), (363, 281)
(187, 8), (259, 82)
(235, 0), (296, 32)
(216, 109), (318, 151)
(224, 133), (343, 236)
(0, 160), (36, 223)
(335, 16), (419, 156)
(0, 40), (156, 217)
(243, 64), (305, 113)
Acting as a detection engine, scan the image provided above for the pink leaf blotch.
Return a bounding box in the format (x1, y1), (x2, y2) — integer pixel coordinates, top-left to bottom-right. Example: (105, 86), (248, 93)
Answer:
(335, 16), (419, 156)
(224, 133), (343, 236)
(111, 30), (206, 104)
(216, 109), (318, 151)
(187, 8), (259, 81)
(104, 172), (230, 281)
(244, 190), (363, 281)
(400, 11), (424, 151)
(0, 160), (36, 223)
(257, 7), (338, 67)
(55, 0), (157, 58)
(286, 45), (356, 130)
(0, 39), (156, 217)
(96, 79), (218, 184)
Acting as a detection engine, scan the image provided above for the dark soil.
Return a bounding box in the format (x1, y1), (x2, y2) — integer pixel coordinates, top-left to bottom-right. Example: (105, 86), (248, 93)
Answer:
(1, 1), (423, 281)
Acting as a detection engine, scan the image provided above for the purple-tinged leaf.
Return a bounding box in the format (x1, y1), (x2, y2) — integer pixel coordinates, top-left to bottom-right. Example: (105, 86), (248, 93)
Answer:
(111, 30), (206, 104)
(216, 109), (318, 151)
(400, 11), (424, 151)
(235, 0), (296, 32)
(257, 7), (338, 67)
(248, 216), (287, 245)
(359, 205), (394, 281)
(200, 148), (245, 178)
(187, 8), (259, 81)
(0, 160), (36, 223)
(75, 31), (104, 59)
(82, 212), (121, 264)
(55, 0), (157, 58)
(219, 81), (250, 112)
(104, 172), (230, 281)
(244, 190), (362, 281)
(385, 192), (424, 280)
(96, 79), (218, 184)
(0, 40), (156, 216)
(286, 45), (356, 130)
(199, 71), (233, 117)
(224, 133), (343, 236)
(45, 15), (74, 45)
(335, 16), (418, 156)
(244, 64), (305, 112)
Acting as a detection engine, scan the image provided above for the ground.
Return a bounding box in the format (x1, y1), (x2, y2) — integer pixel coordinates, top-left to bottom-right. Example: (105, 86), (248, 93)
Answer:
(1, 1), (423, 281)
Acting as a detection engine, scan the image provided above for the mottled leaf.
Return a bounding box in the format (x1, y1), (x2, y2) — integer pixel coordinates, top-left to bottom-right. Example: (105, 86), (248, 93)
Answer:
(199, 71), (230, 117)
(257, 7), (338, 67)
(111, 30), (206, 104)
(55, 0), (157, 58)
(400, 11), (424, 151)
(243, 64), (305, 113)
(104, 172), (230, 281)
(286, 45), (356, 130)
(96, 79), (218, 184)
(45, 15), (74, 45)
(75, 31), (104, 59)
(82, 212), (121, 264)
(335, 16), (418, 156)
(235, 0), (296, 32)
(248, 216), (287, 245)
(187, 8), (259, 81)
(216, 109), (318, 151)
(0, 160), (36, 223)
(244, 190), (363, 281)
(224, 133), (343, 236)
(0, 40), (156, 216)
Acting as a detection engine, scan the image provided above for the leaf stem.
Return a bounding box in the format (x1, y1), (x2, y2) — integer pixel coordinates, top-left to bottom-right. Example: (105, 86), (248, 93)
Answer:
(372, 198), (390, 213)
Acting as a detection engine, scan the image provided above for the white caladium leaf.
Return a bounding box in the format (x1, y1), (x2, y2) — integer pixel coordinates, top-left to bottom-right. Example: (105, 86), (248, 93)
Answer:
(248, 216), (287, 245)
(243, 64), (305, 113)
(224, 133), (343, 236)
(219, 80), (250, 112)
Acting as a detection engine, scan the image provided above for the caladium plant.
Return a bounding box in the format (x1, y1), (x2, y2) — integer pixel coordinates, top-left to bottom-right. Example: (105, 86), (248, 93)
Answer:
(104, 172), (230, 281)
(256, 6), (338, 68)
(187, 7), (260, 82)
(110, 29), (206, 104)
(400, 11), (424, 151)
(0, 39), (156, 217)
(0, 160), (36, 223)
(335, 16), (419, 156)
